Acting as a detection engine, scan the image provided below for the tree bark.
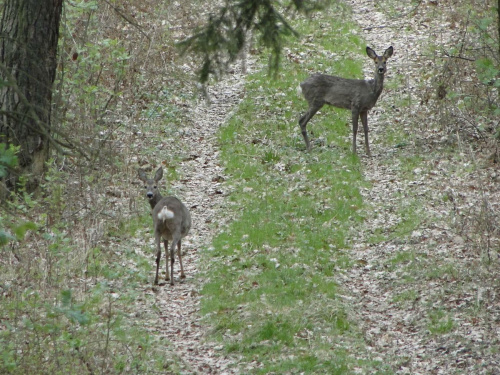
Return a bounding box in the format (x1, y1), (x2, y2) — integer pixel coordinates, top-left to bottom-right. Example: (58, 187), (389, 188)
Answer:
(0, 0), (63, 194)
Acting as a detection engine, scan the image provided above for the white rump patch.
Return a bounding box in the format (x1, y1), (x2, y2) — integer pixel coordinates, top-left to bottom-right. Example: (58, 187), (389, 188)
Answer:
(296, 84), (302, 97)
(158, 206), (175, 220)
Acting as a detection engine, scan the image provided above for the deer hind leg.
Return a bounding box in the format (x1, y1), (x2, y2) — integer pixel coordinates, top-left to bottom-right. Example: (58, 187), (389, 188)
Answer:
(351, 110), (360, 155)
(299, 103), (323, 151)
(169, 237), (180, 286)
(360, 111), (371, 156)
(154, 235), (162, 285)
(163, 239), (170, 281)
(177, 240), (186, 279)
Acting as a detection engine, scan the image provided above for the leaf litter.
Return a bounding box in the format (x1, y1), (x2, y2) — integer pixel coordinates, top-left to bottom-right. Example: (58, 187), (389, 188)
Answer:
(341, 0), (500, 373)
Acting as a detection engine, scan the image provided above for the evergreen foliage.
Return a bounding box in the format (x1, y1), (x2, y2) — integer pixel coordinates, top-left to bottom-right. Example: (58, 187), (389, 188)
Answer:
(179, 0), (331, 82)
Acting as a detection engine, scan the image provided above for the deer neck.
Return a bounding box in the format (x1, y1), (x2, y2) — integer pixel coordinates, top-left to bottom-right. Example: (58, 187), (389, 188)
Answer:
(372, 72), (385, 98)
(149, 192), (163, 210)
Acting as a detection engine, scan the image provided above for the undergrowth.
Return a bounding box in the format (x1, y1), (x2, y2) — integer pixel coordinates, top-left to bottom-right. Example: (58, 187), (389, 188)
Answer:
(0, 0), (204, 373)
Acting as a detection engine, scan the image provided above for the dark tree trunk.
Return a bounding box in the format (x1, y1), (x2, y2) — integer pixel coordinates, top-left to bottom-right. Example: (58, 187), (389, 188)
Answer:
(0, 0), (63, 194)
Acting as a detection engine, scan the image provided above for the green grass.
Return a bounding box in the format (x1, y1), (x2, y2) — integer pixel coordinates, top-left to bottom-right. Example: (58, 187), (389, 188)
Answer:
(367, 198), (424, 245)
(392, 289), (419, 304)
(427, 308), (455, 334)
(200, 3), (394, 373)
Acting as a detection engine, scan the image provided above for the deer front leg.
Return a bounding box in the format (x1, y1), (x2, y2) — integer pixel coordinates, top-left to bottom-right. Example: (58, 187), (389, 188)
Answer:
(360, 111), (371, 156)
(177, 240), (186, 279)
(351, 110), (360, 155)
(163, 239), (170, 281)
(299, 113), (312, 151)
(299, 104), (322, 151)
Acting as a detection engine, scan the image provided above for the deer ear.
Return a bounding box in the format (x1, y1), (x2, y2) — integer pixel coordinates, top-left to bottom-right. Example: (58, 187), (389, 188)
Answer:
(138, 169), (147, 182)
(366, 46), (377, 60)
(154, 167), (163, 182)
(384, 46), (393, 59)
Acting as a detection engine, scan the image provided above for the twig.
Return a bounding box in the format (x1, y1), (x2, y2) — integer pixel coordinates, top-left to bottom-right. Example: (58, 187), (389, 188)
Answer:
(101, 0), (150, 42)
(0, 63), (89, 160)
(458, 10), (471, 58)
(363, 25), (390, 31)
(442, 51), (476, 62)
(388, 0), (423, 19)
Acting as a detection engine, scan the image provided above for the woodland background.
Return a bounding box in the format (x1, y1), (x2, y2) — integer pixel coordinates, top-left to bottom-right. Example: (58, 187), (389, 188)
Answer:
(1, 0), (500, 374)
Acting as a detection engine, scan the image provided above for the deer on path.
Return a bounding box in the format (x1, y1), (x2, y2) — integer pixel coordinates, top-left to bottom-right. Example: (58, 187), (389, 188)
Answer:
(298, 46), (393, 156)
(138, 167), (191, 286)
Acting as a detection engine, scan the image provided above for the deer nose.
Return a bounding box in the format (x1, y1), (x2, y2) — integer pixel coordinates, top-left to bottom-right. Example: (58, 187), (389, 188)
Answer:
(147, 192), (153, 198)
(378, 67), (385, 74)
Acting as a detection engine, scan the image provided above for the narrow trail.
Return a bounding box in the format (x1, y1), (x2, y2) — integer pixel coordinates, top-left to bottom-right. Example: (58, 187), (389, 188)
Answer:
(139, 68), (249, 373)
(343, 1), (500, 373)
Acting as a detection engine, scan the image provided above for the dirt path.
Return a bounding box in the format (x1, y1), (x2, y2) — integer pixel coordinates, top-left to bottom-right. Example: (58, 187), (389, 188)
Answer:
(140, 66), (249, 374)
(343, 1), (500, 373)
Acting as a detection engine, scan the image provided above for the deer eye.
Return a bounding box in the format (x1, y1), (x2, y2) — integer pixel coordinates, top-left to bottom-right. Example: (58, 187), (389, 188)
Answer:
(154, 185), (157, 189)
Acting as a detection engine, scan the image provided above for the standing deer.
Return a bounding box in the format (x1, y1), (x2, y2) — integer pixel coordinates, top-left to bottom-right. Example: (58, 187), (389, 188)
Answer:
(138, 167), (191, 285)
(298, 46), (393, 156)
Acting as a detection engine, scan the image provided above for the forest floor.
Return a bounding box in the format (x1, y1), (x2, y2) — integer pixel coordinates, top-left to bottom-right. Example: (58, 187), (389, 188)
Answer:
(134, 1), (500, 374)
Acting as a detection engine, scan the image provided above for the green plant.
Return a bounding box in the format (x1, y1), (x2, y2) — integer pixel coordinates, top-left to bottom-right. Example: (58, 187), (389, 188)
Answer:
(0, 144), (38, 247)
(428, 308), (454, 334)
(392, 289), (419, 304)
(0, 143), (18, 178)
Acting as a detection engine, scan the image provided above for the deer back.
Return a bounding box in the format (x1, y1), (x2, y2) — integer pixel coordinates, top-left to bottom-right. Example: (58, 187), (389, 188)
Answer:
(301, 73), (380, 112)
(152, 196), (191, 241)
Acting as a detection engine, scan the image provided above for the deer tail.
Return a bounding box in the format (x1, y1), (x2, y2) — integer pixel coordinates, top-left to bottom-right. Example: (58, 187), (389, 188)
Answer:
(158, 206), (175, 220)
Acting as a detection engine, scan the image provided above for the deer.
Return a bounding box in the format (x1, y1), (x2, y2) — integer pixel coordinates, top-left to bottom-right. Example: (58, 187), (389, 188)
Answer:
(138, 167), (192, 286)
(298, 46), (393, 156)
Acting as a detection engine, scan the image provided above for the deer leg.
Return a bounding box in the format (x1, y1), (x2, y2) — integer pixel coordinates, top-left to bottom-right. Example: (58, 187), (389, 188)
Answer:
(360, 111), (371, 156)
(352, 110), (360, 155)
(169, 238), (178, 286)
(177, 240), (186, 279)
(154, 235), (162, 285)
(163, 239), (170, 281)
(299, 104), (322, 151)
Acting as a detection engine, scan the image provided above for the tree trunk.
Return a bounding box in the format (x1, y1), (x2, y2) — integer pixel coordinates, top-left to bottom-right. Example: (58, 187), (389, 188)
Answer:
(0, 0), (63, 194)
